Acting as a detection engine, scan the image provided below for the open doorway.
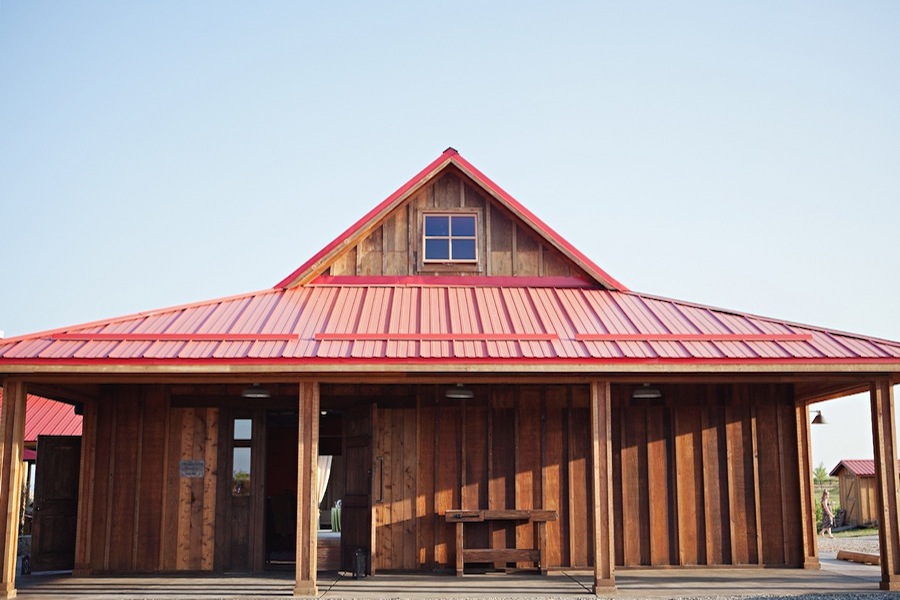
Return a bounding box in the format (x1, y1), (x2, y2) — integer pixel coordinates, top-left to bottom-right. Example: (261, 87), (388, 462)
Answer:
(264, 410), (344, 570)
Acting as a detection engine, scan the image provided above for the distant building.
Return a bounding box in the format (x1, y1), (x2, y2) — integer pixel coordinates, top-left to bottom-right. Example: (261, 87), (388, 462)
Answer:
(830, 459), (900, 527)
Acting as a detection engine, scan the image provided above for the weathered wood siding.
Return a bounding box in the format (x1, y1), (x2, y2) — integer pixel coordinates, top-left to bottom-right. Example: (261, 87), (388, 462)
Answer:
(371, 385), (594, 571)
(612, 383), (803, 567)
(327, 168), (590, 279)
(77, 386), (219, 573)
(368, 382), (803, 572)
(76, 381), (805, 574)
(837, 470), (878, 527)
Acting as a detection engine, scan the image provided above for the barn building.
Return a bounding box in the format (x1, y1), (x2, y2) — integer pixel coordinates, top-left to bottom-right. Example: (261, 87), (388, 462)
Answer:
(2, 149), (900, 597)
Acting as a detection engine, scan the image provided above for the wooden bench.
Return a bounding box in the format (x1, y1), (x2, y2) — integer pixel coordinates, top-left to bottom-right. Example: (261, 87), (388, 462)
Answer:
(444, 509), (558, 576)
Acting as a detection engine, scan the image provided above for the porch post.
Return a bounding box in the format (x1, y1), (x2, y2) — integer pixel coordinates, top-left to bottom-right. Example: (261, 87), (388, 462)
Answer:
(870, 378), (900, 591)
(795, 400), (819, 568)
(0, 380), (27, 598)
(590, 380), (616, 593)
(294, 382), (320, 598)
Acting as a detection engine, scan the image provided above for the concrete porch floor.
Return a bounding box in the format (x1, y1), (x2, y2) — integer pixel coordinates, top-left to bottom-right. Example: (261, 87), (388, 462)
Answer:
(12, 555), (890, 599)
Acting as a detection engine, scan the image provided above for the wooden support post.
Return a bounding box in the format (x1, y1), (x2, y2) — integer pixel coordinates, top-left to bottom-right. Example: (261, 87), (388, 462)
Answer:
(73, 398), (98, 576)
(795, 400), (819, 569)
(870, 378), (900, 591)
(294, 382), (320, 598)
(590, 381), (616, 593)
(0, 380), (27, 598)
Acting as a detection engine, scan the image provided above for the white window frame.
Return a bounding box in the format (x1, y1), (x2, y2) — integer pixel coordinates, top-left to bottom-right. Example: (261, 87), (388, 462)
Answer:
(421, 211), (479, 264)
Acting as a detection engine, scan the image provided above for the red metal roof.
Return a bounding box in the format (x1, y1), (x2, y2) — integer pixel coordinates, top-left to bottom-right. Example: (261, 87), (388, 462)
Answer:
(0, 392), (83, 441)
(275, 148), (628, 291)
(830, 459), (900, 478)
(2, 276), (899, 367)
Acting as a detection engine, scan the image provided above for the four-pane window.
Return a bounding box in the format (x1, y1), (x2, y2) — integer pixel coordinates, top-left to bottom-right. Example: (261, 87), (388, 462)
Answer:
(423, 213), (477, 262)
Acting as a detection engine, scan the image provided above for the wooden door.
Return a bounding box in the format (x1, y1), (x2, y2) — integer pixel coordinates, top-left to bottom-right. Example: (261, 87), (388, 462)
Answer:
(374, 406), (417, 571)
(218, 413), (266, 572)
(341, 404), (376, 574)
(31, 435), (81, 572)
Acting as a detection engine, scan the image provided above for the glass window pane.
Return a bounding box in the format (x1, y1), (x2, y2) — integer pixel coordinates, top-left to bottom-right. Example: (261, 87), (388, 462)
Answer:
(234, 418), (252, 441)
(452, 239), (477, 260)
(232, 447), (251, 496)
(425, 238), (450, 260)
(451, 215), (476, 237)
(424, 215), (449, 236)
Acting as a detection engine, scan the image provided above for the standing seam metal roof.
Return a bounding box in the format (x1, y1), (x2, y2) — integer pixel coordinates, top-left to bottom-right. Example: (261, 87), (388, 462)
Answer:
(2, 277), (899, 364)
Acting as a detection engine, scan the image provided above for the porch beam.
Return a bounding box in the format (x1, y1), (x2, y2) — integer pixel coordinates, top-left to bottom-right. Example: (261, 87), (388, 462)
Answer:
(294, 382), (320, 597)
(0, 380), (27, 598)
(590, 380), (616, 593)
(794, 400), (819, 569)
(870, 378), (900, 591)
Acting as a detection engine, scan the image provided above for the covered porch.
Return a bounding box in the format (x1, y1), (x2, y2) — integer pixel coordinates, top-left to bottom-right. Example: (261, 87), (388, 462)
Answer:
(3, 375), (900, 597)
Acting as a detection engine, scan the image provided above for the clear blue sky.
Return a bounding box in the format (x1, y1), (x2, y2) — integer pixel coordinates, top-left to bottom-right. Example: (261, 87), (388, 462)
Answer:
(1, 2), (898, 471)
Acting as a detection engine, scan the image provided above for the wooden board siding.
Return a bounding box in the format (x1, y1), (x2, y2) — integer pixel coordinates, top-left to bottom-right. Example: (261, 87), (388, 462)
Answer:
(72, 380), (807, 575)
(838, 470), (879, 527)
(79, 386), (219, 573)
(350, 384), (598, 572)
(610, 383), (803, 568)
(325, 168), (591, 279)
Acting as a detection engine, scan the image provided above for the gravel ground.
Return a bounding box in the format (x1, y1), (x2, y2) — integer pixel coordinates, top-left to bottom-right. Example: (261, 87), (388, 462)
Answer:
(816, 534), (880, 556)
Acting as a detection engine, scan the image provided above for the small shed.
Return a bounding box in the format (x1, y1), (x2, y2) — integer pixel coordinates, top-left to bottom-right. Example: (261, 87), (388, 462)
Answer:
(830, 459), (900, 527)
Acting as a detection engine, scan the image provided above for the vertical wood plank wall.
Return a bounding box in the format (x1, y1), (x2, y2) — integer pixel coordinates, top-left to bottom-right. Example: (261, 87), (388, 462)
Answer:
(78, 385), (219, 573)
(612, 383), (803, 567)
(372, 382), (804, 572)
(75, 381), (806, 574)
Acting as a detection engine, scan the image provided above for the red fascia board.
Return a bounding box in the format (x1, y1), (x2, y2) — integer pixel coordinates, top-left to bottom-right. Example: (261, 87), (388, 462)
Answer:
(309, 275), (598, 288)
(275, 149), (459, 289)
(576, 333), (814, 342)
(3, 357), (900, 367)
(449, 153), (628, 291)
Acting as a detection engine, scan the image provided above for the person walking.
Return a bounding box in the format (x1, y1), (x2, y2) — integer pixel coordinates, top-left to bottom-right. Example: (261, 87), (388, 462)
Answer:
(820, 489), (835, 538)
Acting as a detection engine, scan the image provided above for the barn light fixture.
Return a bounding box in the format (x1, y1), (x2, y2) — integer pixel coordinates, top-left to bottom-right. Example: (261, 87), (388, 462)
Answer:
(811, 410), (827, 425)
(446, 384), (474, 400)
(632, 384), (662, 401)
(241, 383), (271, 399)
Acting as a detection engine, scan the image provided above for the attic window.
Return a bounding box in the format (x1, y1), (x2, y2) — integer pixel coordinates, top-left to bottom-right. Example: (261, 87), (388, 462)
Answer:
(423, 213), (477, 262)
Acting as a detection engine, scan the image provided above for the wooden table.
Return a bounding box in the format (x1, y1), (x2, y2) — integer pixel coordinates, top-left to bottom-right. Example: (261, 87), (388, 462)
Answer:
(444, 509), (558, 576)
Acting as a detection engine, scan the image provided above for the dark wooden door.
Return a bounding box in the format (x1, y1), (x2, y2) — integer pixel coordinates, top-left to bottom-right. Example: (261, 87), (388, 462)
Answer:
(341, 403), (376, 574)
(31, 435), (81, 572)
(219, 413), (266, 572)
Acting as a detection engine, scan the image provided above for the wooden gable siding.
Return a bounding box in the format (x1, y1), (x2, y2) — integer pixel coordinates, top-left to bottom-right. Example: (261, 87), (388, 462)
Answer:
(77, 386), (219, 573)
(328, 168), (591, 279)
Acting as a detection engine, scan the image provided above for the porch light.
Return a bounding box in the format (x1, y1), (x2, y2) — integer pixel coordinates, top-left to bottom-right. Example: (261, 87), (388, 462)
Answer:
(811, 410), (827, 425)
(446, 384), (474, 400)
(241, 383), (271, 399)
(632, 384), (662, 401)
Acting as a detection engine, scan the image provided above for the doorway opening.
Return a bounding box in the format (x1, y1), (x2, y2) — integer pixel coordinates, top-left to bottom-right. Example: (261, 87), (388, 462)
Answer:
(263, 410), (344, 570)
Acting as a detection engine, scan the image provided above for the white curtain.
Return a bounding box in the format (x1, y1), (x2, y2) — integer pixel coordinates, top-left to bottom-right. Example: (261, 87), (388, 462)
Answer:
(317, 455), (333, 507)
